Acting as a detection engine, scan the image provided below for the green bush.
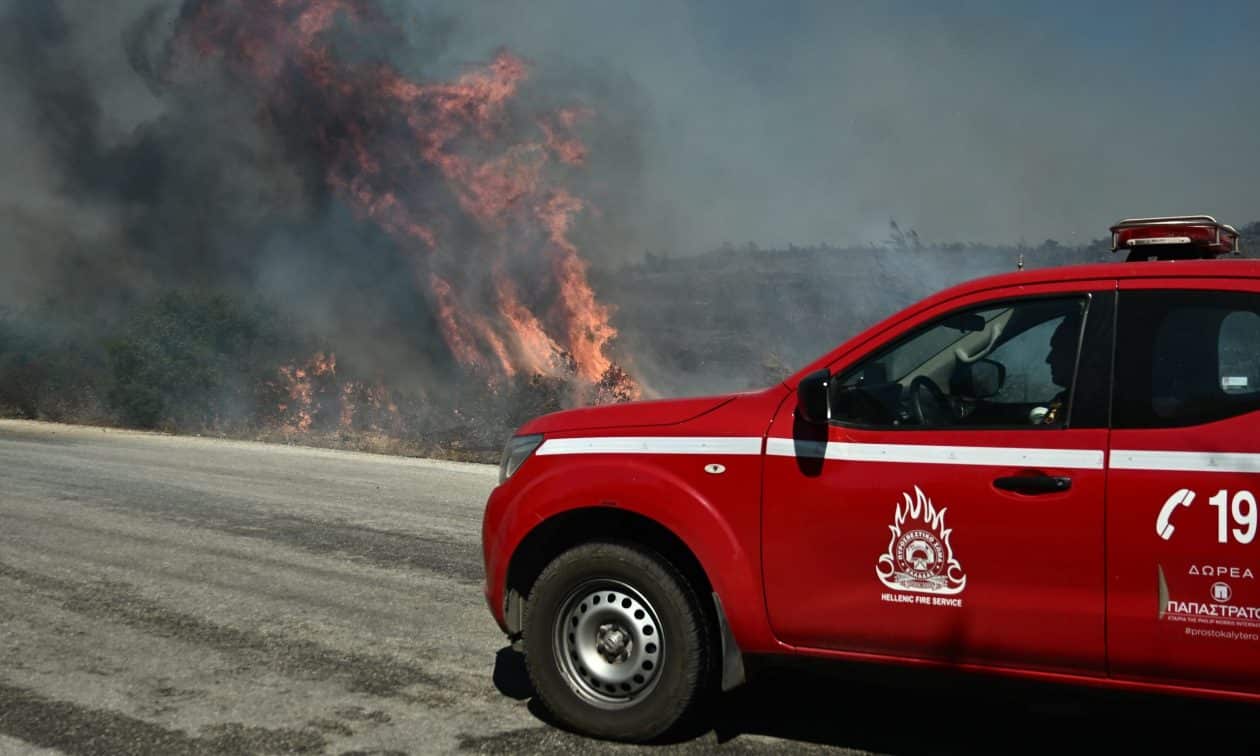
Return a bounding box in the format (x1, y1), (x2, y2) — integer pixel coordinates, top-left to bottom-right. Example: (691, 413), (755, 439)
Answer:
(0, 310), (46, 418)
(105, 291), (288, 430)
(0, 308), (107, 422)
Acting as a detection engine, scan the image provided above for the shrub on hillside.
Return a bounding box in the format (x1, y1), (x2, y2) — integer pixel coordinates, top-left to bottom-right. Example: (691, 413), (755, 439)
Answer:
(0, 308), (107, 422)
(105, 292), (292, 431)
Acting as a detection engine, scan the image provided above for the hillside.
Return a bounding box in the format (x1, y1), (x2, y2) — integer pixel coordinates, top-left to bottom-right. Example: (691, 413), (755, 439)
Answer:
(598, 241), (1110, 397)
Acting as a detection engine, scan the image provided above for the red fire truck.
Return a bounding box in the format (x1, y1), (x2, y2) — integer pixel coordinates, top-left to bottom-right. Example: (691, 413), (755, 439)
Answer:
(482, 215), (1258, 741)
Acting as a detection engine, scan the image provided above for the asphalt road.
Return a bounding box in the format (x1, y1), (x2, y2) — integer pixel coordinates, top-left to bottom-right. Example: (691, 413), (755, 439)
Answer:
(2, 419), (1258, 755)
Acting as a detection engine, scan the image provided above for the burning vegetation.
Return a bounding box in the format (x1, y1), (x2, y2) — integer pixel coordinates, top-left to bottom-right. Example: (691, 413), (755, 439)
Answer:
(8, 2), (1223, 459)
(0, 0), (649, 458)
(182, 0), (639, 405)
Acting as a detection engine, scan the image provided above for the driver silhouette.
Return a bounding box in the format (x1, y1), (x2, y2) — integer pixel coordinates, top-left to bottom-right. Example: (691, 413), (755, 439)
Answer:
(1035, 311), (1081, 425)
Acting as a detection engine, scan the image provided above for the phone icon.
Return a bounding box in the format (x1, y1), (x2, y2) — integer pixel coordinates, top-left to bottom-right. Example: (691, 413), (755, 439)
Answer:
(1156, 488), (1195, 540)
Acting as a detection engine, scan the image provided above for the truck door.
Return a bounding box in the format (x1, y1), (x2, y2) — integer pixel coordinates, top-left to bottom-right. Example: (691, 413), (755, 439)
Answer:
(763, 283), (1114, 674)
(1107, 279), (1260, 692)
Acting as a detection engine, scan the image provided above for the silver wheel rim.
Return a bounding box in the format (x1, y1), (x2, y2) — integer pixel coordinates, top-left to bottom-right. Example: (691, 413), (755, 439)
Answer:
(552, 578), (664, 709)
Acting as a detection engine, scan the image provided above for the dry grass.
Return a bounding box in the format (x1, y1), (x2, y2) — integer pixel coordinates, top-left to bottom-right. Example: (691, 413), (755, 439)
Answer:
(0, 410), (502, 464)
(249, 428), (500, 463)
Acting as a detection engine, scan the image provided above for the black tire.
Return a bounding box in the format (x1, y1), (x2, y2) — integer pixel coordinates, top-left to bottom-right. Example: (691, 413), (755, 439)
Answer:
(522, 542), (712, 742)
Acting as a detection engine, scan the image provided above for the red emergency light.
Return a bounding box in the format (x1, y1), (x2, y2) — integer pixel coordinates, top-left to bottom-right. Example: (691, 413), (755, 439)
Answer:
(1111, 215), (1240, 260)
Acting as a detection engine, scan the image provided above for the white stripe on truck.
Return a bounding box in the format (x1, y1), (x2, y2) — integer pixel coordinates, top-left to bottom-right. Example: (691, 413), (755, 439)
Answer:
(535, 436), (763, 456)
(1110, 450), (1260, 474)
(535, 436), (1257, 474)
(765, 438), (1104, 469)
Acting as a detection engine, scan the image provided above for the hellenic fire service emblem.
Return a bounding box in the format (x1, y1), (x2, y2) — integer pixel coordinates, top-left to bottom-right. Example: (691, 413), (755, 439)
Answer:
(876, 486), (967, 595)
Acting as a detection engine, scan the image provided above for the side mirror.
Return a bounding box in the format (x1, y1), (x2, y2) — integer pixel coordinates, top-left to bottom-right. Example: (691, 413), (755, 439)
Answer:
(954, 358), (1006, 399)
(797, 369), (830, 424)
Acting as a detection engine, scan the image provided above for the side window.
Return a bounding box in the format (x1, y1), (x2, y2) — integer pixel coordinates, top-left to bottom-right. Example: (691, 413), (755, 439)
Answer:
(1220, 311), (1260, 394)
(830, 295), (1088, 429)
(1115, 290), (1260, 428)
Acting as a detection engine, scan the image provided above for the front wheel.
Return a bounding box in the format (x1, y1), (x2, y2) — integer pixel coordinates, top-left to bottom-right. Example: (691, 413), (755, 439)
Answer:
(522, 542), (712, 741)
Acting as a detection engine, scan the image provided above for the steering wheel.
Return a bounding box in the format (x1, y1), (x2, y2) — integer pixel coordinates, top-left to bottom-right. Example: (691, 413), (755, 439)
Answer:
(909, 375), (955, 426)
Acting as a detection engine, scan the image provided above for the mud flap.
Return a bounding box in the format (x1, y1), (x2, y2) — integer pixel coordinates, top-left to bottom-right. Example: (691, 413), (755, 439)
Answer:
(712, 592), (746, 691)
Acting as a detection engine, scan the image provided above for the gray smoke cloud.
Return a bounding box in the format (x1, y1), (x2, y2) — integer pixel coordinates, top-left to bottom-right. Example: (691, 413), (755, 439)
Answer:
(0, 0), (653, 396)
(1, 0), (1255, 415)
(7, 1), (1257, 294)
(414, 0), (1260, 251)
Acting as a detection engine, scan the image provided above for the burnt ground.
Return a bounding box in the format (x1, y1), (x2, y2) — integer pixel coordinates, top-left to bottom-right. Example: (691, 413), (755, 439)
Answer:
(1, 419), (1257, 755)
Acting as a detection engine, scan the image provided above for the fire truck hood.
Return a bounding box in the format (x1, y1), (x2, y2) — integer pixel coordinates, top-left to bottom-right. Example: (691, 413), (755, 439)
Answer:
(516, 394), (736, 435)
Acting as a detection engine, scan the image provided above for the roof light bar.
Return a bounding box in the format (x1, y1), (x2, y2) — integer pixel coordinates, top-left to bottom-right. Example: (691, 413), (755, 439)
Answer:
(1110, 215), (1240, 259)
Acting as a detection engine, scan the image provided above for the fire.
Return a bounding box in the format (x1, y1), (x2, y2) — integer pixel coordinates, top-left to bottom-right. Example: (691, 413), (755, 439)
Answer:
(180, 0), (639, 403)
(276, 351), (336, 432)
(495, 272), (567, 376)
(429, 273), (492, 374)
(540, 108), (593, 166)
(275, 352), (402, 433)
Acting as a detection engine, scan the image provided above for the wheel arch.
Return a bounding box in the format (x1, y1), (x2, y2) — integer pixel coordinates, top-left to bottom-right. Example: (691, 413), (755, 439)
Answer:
(507, 507), (714, 626)
(505, 506), (748, 690)
(486, 454), (777, 662)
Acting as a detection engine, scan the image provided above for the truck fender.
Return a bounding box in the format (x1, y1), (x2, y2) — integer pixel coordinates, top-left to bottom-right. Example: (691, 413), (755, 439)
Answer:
(493, 456), (776, 653)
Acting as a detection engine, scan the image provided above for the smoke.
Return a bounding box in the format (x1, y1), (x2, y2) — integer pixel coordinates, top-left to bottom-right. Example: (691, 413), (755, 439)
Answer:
(0, 0), (650, 423)
(3, 0), (1257, 428)
(1, 0), (315, 310)
(414, 0), (1260, 251)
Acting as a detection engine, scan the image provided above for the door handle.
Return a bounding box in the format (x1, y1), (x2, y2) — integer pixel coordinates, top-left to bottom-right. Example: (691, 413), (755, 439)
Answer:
(993, 475), (1072, 494)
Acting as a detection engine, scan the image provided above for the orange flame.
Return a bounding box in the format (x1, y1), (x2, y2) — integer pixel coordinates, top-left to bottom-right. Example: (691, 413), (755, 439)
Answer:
(276, 351), (403, 433)
(276, 351), (335, 431)
(495, 272), (567, 376)
(428, 274), (489, 373)
(538, 191), (619, 383)
(184, 0), (638, 401)
(539, 108), (592, 166)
